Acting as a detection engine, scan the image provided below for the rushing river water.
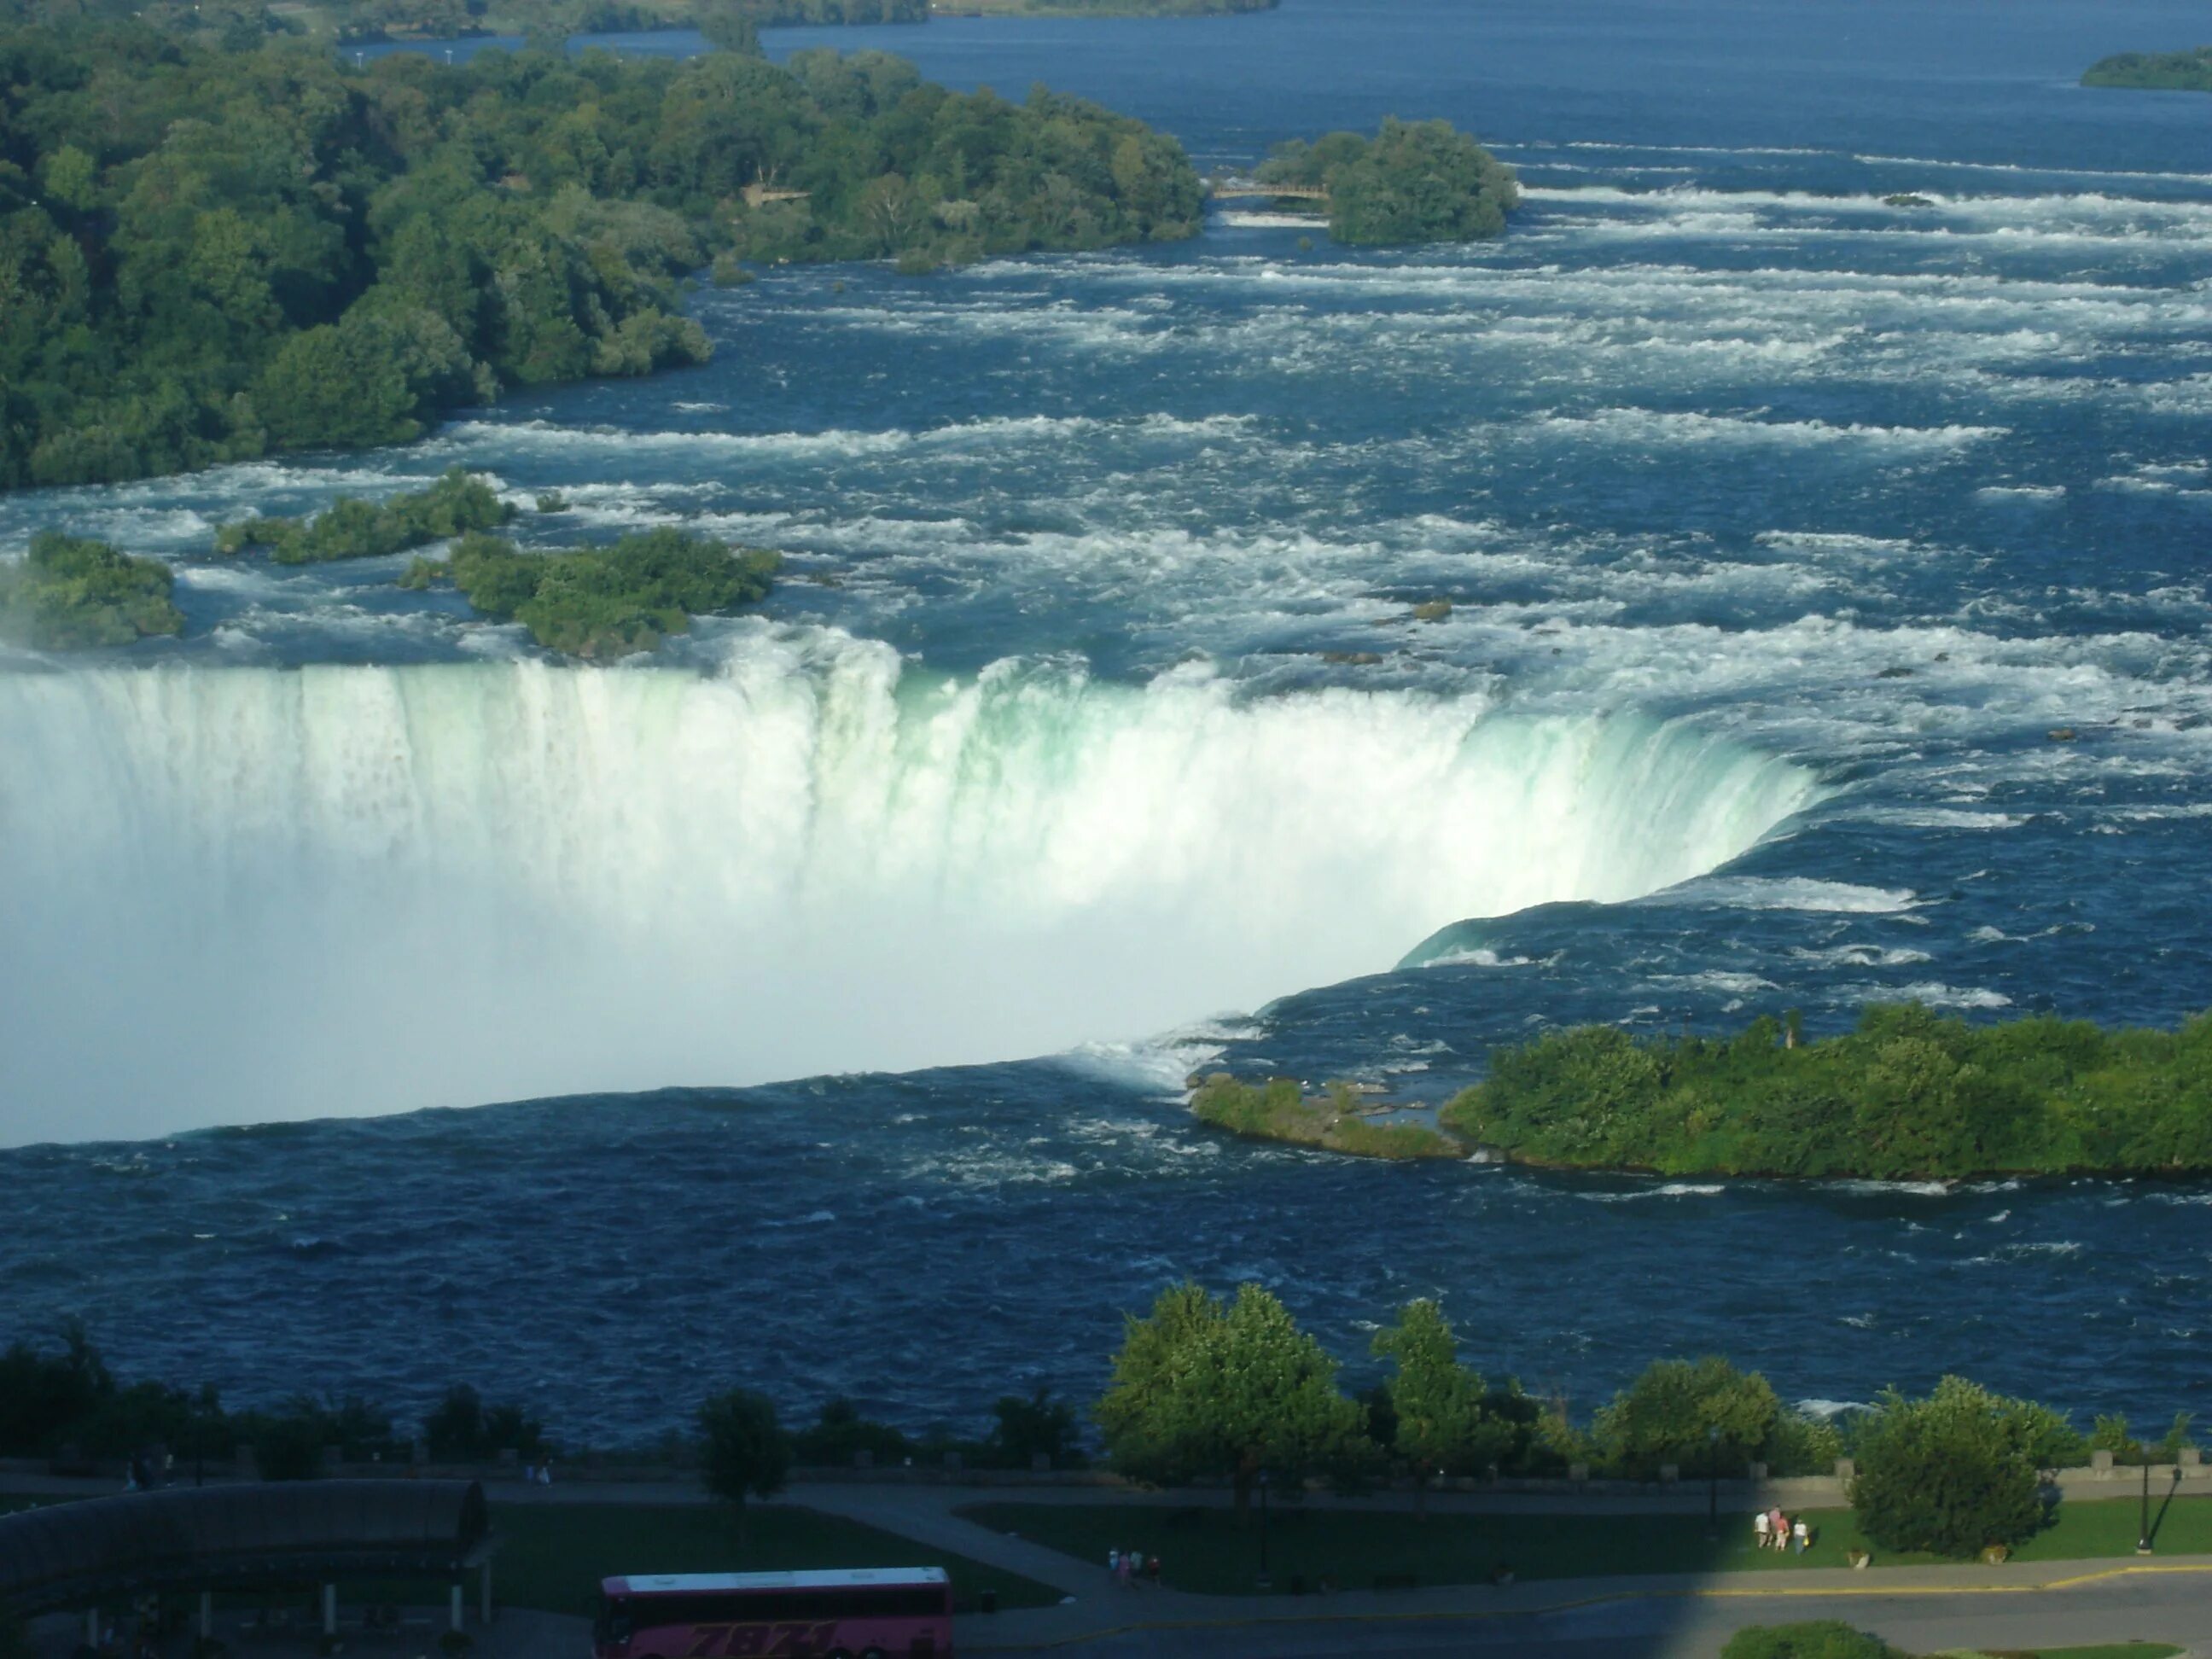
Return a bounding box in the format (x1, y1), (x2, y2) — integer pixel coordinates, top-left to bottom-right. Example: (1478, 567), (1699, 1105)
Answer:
(2, 0), (2209, 1442)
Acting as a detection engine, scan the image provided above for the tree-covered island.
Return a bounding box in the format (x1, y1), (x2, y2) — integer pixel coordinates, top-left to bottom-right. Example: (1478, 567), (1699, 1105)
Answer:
(0, 20), (1202, 492)
(1252, 117), (1518, 245)
(216, 468), (515, 562)
(400, 526), (780, 656)
(2081, 47), (2212, 91)
(1192, 1004), (2212, 1179)
(0, 531), (184, 649)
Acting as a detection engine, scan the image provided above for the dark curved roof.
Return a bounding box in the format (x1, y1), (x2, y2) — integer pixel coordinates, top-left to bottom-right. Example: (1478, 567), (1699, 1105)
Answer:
(0, 1481), (491, 1616)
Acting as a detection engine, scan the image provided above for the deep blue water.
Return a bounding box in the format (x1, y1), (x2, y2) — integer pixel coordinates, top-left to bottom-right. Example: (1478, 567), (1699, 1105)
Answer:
(2, 0), (2209, 1444)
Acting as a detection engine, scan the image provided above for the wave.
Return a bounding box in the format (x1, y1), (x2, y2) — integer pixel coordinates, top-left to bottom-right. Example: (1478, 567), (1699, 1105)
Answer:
(1666, 876), (1918, 912)
(0, 639), (1818, 1144)
(1530, 408), (2004, 451)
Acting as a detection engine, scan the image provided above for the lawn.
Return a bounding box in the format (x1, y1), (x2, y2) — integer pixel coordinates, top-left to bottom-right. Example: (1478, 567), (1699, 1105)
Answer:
(488, 1502), (1062, 1616)
(957, 1493), (2212, 1595)
(1, 1492), (1059, 1617)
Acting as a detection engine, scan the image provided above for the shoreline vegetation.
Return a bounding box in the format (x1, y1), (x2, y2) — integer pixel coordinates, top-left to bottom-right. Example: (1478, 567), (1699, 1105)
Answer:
(2081, 48), (2212, 92)
(216, 468), (515, 563)
(1253, 118), (1518, 245)
(1190, 1004), (2212, 1180)
(402, 526), (780, 656)
(0, 532), (184, 649)
(0, 15), (1202, 492)
(310, 0), (1272, 48)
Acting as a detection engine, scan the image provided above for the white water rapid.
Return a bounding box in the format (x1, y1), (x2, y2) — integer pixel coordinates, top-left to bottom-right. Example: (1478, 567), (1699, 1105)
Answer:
(0, 635), (1820, 1144)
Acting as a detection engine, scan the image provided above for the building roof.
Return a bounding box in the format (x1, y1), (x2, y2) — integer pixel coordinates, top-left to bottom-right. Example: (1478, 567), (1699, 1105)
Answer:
(606, 1567), (949, 1596)
(0, 1481), (492, 1617)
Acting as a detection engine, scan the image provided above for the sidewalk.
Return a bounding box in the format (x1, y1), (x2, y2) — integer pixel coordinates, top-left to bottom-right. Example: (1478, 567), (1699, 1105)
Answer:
(952, 1556), (2212, 1654)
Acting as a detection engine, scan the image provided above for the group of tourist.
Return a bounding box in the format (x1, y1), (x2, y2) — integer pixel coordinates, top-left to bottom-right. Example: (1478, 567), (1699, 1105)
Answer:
(1107, 1547), (1162, 1589)
(1754, 1508), (1812, 1553)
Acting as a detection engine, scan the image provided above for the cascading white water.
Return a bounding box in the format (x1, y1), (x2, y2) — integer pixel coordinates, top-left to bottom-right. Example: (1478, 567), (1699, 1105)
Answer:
(0, 633), (1820, 1144)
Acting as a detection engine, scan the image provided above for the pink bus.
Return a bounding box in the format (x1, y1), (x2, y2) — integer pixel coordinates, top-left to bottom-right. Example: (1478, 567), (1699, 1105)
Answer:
(593, 1567), (953, 1659)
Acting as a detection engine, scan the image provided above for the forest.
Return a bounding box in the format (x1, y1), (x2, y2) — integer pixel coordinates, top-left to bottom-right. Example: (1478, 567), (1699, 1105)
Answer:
(0, 18), (1201, 490)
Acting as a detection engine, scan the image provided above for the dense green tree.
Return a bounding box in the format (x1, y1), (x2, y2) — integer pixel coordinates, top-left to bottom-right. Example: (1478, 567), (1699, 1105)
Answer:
(2082, 47), (2212, 91)
(1095, 1282), (1368, 1522)
(1371, 1301), (1518, 1505)
(0, 20), (1200, 490)
(1848, 1377), (2049, 1558)
(789, 1396), (913, 1466)
(986, 1386), (1086, 1470)
(0, 530), (183, 647)
(1593, 1357), (1783, 1481)
(218, 467), (513, 562)
(422, 1383), (546, 1461)
(416, 524), (778, 655)
(1441, 1004), (2212, 1179)
(1256, 118), (1517, 246)
(699, 1388), (790, 1542)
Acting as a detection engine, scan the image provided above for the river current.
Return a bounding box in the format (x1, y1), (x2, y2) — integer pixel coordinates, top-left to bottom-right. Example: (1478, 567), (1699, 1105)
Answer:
(1, 0), (2209, 1443)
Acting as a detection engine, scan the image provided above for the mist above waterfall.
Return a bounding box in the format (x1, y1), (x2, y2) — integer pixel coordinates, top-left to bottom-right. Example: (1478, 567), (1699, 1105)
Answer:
(0, 633), (1818, 1145)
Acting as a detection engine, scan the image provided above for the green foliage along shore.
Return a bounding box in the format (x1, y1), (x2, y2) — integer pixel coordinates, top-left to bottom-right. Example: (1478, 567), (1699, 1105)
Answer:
(404, 526), (779, 656)
(0, 22), (1201, 492)
(1254, 117), (1518, 245)
(218, 468), (515, 563)
(1189, 1074), (1467, 1161)
(0, 531), (183, 649)
(2082, 47), (2212, 91)
(1438, 1004), (2212, 1179)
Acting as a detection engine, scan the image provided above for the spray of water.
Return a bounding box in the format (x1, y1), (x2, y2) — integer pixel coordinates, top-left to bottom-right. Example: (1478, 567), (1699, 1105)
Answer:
(0, 634), (1819, 1144)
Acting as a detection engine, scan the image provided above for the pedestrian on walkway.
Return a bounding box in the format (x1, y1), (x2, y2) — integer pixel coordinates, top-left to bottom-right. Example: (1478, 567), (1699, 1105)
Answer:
(1107, 1547), (1120, 1584)
(1753, 1510), (1770, 1550)
(1146, 1553), (1161, 1589)
(1792, 1516), (1810, 1555)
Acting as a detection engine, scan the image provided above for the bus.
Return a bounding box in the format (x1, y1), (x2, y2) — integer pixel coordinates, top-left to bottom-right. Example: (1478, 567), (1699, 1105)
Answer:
(593, 1567), (953, 1659)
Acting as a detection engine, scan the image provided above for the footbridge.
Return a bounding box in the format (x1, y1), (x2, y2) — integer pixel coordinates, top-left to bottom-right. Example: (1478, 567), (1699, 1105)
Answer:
(1207, 176), (1330, 203)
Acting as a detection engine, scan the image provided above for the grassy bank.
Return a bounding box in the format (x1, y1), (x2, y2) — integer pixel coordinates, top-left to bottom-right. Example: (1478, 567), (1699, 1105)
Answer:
(1188, 1075), (1466, 1161)
(490, 1502), (1059, 1615)
(1, 1493), (1059, 1615)
(958, 1494), (2212, 1594)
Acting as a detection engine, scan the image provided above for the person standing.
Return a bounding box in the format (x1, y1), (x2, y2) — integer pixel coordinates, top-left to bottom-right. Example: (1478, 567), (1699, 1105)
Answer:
(1792, 1516), (1810, 1555)
(1753, 1510), (1770, 1551)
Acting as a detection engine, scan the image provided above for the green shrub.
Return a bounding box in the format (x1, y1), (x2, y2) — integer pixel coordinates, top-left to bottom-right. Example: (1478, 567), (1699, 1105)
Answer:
(1720, 1623), (1903, 1659)
(422, 1385), (544, 1463)
(1441, 1004), (2212, 1179)
(217, 469), (513, 565)
(1593, 1357), (1781, 1480)
(419, 528), (779, 658)
(0, 532), (184, 649)
(1848, 1377), (2048, 1558)
(789, 1397), (911, 1467)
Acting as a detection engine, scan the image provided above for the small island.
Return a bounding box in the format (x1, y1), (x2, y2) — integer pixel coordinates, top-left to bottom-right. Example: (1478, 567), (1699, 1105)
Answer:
(1192, 1004), (2212, 1179)
(1250, 119), (1519, 246)
(1190, 1074), (1468, 1161)
(400, 527), (780, 657)
(2082, 47), (2212, 91)
(0, 531), (184, 649)
(217, 469), (515, 564)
